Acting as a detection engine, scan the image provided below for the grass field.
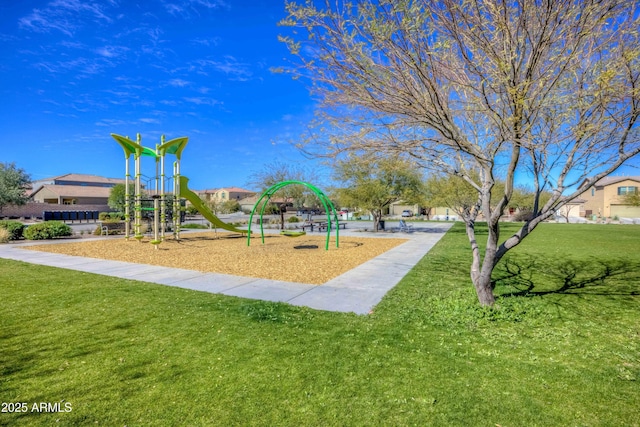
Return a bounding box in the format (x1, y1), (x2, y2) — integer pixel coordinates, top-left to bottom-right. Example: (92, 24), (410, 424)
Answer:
(1, 223), (639, 426)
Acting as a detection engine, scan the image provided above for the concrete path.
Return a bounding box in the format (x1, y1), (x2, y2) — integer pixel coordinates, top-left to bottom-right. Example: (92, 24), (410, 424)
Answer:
(0, 223), (453, 314)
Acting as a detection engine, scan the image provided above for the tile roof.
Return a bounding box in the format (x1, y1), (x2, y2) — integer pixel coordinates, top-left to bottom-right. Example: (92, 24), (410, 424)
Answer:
(32, 184), (113, 198)
(38, 173), (125, 185)
(238, 194), (286, 204)
(198, 187), (254, 194)
(594, 176), (640, 186)
(223, 187), (254, 193)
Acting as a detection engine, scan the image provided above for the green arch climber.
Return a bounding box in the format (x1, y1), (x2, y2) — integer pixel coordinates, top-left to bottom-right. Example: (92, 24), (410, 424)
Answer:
(247, 181), (340, 250)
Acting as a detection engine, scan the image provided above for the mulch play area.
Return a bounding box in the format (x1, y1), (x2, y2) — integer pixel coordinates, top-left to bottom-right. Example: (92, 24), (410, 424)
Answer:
(25, 231), (408, 284)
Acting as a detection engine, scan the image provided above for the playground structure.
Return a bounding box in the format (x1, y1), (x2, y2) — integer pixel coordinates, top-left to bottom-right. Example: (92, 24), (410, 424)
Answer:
(247, 181), (340, 250)
(111, 133), (246, 246)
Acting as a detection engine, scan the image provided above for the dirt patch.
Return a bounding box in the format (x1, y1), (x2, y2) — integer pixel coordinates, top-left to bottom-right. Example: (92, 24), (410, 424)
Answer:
(25, 231), (408, 284)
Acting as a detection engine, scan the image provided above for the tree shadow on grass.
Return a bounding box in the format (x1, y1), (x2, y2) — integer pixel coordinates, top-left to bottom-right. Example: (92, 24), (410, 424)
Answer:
(492, 255), (640, 297)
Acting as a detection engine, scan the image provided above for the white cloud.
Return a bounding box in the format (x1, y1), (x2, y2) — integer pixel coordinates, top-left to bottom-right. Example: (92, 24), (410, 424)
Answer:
(34, 56), (115, 77)
(95, 118), (132, 127)
(191, 37), (220, 47)
(19, 9), (74, 36)
(192, 0), (228, 9)
(191, 57), (253, 81)
(164, 3), (185, 16)
(168, 78), (191, 87)
(164, 0), (229, 17)
(95, 46), (128, 58)
(19, 0), (115, 36)
(183, 97), (222, 106)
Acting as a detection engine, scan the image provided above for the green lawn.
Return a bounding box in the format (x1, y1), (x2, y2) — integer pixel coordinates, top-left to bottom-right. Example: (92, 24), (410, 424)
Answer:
(1, 223), (639, 426)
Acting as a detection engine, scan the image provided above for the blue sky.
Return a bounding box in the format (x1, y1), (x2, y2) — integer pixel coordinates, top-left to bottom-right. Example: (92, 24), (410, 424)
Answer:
(1, 0), (638, 194)
(0, 0), (319, 190)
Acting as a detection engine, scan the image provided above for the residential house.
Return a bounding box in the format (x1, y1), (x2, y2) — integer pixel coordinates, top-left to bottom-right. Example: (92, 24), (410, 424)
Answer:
(238, 194), (288, 213)
(30, 173), (126, 205)
(555, 198), (586, 219)
(197, 187), (255, 204)
(389, 202), (452, 219)
(579, 176), (640, 218)
(388, 202), (432, 216)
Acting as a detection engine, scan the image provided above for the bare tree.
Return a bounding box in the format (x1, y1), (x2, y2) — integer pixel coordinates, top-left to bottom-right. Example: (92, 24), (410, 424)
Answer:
(279, 0), (640, 305)
(248, 160), (319, 229)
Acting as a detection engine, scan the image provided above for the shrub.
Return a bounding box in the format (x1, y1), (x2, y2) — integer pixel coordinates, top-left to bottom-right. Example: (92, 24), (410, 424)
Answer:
(219, 200), (241, 214)
(181, 223), (208, 229)
(513, 210), (534, 222)
(0, 220), (25, 240)
(264, 204), (282, 215)
(0, 228), (10, 243)
(99, 212), (125, 222)
(24, 221), (72, 240)
(287, 216), (300, 223)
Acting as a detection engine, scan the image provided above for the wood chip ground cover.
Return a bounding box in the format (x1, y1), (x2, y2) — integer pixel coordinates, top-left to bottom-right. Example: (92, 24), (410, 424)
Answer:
(25, 232), (408, 284)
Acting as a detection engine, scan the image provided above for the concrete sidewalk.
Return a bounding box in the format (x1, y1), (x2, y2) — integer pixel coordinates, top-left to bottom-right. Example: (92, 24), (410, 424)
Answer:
(0, 223), (453, 314)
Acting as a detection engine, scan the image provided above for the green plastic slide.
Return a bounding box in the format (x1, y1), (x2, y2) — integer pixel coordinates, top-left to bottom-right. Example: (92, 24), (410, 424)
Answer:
(178, 176), (247, 234)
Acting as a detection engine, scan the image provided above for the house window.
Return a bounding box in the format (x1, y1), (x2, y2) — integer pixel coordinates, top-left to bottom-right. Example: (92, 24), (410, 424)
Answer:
(617, 186), (638, 196)
(591, 188), (595, 197)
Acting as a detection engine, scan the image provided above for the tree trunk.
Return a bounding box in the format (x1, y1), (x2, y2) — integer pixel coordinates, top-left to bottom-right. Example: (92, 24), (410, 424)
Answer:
(466, 221), (496, 306)
(472, 266), (496, 306)
(371, 210), (381, 232)
(465, 214), (500, 306)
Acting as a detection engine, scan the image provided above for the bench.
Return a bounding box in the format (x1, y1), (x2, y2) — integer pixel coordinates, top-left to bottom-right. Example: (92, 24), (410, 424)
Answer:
(99, 221), (127, 235)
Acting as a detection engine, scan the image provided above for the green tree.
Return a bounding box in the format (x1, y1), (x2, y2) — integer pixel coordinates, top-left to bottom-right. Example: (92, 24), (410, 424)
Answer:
(623, 191), (640, 207)
(279, 0), (640, 306)
(107, 184), (137, 215)
(219, 200), (241, 214)
(425, 174), (552, 219)
(425, 174), (480, 220)
(335, 155), (425, 231)
(0, 162), (31, 215)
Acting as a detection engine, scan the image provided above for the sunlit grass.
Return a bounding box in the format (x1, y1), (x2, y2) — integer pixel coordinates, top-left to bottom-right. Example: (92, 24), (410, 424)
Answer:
(1, 223), (638, 425)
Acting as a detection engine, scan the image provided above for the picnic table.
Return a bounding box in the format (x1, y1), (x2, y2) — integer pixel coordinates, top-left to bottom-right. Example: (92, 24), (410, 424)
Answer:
(301, 222), (319, 232)
(316, 222), (347, 232)
(300, 221), (347, 232)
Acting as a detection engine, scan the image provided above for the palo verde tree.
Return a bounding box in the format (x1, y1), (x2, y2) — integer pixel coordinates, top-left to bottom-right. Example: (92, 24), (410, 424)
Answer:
(0, 162), (31, 215)
(334, 154), (425, 231)
(278, 0), (640, 306)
